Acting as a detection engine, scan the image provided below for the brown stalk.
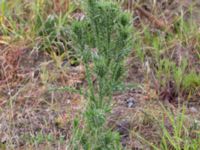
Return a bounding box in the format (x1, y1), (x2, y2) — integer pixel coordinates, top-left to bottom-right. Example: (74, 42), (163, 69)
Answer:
(135, 5), (172, 32)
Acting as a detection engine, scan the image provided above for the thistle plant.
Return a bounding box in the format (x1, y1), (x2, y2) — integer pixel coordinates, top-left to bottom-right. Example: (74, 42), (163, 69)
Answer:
(69, 0), (131, 149)
(69, 0), (132, 149)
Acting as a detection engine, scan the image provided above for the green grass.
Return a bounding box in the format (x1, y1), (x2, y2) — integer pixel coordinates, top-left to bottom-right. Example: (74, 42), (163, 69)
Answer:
(133, 15), (200, 100)
(134, 104), (200, 150)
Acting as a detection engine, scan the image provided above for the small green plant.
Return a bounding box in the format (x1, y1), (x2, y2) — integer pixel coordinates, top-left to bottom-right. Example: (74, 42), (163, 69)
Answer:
(156, 57), (199, 98)
(31, 132), (54, 144)
(69, 0), (132, 149)
(21, 132), (55, 145)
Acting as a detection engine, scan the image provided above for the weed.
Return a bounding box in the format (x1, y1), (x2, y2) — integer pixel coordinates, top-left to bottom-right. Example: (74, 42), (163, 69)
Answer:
(69, 0), (132, 149)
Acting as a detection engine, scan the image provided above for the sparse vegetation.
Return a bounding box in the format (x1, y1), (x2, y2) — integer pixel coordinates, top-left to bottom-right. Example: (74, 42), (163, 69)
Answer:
(0, 0), (199, 150)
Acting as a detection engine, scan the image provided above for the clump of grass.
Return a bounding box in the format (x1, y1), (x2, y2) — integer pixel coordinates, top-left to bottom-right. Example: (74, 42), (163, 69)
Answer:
(68, 0), (132, 149)
(32, 0), (82, 66)
(0, 0), (76, 56)
(36, 13), (70, 54)
(0, 0), (33, 37)
(32, 0), (75, 55)
(134, 14), (200, 101)
(134, 104), (200, 150)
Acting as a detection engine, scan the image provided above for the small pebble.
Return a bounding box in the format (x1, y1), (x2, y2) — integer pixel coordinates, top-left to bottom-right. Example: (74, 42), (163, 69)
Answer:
(125, 97), (136, 108)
